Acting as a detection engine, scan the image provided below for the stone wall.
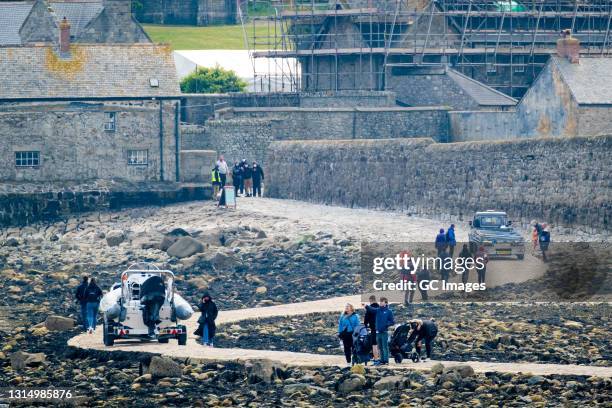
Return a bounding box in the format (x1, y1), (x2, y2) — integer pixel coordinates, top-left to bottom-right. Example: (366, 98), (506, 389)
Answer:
(299, 91), (396, 108)
(266, 136), (611, 231)
(181, 107), (450, 167)
(0, 102), (178, 183)
(0, 181), (211, 227)
(134, 0), (236, 25)
(180, 150), (217, 183)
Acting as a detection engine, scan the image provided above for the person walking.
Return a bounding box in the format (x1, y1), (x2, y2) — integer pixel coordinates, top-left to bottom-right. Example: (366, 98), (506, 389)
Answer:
(539, 224), (551, 262)
(84, 278), (102, 334)
(239, 159), (248, 196)
(251, 162), (265, 197)
(475, 245), (489, 285)
(74, 275), (89, 331)
(416, 267), (430, 301)
(211, 165), (222, 199)
(338, 303), (360, 365)
(232, 162), (242, 195)
(439, 248), (452, 281)
(373, 297), (394, 366)
(446, 224), (457, 257)
(435, 229), (447, 256)
(195, 292), (218, 347)
(216, 155), (228, 187)
(458, 244), (472, 284)
(363, 296), (380, 363)
(406, 319), (438, 362)
(531, 222), (539, 251)
(242, 161), (253, 197)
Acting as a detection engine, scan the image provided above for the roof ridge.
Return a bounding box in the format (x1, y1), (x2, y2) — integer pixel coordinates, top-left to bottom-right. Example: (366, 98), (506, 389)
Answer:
(447, 68), (518, 103)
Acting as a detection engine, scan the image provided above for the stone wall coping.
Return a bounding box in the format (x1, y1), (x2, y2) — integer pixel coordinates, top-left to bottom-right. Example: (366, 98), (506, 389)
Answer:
(233, 106), (451, 113)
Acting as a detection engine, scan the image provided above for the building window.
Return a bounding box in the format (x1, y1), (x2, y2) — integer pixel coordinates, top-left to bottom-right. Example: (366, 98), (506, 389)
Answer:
(128, 149), (148, 166)
(514, 56), (526, 73)
(15, 151), (40, 167)
(104, 112), (117, 132)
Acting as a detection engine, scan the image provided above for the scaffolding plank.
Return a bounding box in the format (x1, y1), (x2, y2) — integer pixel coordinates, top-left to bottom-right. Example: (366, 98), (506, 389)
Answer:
(280, 8), (378, 18)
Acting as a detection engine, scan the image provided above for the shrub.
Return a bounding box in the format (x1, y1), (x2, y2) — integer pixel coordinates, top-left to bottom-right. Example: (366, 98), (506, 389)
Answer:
(180, 66), (247, 94)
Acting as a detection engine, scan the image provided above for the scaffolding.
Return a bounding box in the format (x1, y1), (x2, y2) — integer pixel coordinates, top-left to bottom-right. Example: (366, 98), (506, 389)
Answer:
(239, 0), (612, 97)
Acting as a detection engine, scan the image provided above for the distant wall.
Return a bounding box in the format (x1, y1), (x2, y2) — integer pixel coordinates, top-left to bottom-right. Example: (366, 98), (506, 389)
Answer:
(299, 91), (396, 108)
(134, 0), (236, 25)
(266, 136), (612, 231)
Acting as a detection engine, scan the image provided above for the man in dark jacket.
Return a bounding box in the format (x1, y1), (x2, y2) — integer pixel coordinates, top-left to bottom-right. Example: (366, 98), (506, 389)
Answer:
(364, 295), (380, 362)
(446, 224), (457, 257)
(251, 162), (265, 197)
(75, 275), (89, 330)
(435, 229), (447, 256)
(374, 297), (394, 366)
(195, 292), (218, 346)
(242, 160), (253, 197)
(232, 162), (242, 195)
(406, 319), (438, 361)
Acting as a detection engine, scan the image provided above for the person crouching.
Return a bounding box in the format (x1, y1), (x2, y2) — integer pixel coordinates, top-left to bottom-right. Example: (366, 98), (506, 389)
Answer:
(407, 319), (438, 362)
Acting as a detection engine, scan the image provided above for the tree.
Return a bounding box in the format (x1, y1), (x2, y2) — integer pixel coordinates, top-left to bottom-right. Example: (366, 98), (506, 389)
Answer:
(180, 66), (247, 94)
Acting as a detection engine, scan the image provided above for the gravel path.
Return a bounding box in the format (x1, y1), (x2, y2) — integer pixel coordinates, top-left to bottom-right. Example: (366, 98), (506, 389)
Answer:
(68, 295), (612, 378)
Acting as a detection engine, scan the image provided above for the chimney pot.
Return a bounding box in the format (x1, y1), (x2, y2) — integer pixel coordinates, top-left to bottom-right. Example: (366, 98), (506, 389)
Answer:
(59, 16), (71, 54)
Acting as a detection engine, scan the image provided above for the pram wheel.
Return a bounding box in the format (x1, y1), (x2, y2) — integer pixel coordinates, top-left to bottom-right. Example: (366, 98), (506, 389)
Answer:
(411, 351), (420, 363)
(393, 354), (403, 364)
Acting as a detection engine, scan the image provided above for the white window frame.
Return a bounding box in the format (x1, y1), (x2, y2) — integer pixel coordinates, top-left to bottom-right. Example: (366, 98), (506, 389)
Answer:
(514, 55), (526, 73)
(104, 112), (117, 132)
(127, 149), (148, 166)
(15, 151), (40, 167)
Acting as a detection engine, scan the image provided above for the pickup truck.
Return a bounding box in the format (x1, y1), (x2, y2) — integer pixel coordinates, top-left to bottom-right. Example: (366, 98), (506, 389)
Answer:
(468, 211), (525, 260)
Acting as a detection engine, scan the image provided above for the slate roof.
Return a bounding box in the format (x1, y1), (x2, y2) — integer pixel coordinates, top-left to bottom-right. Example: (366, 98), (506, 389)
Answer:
(0, 44), (180, 100)
(447, 68), (518, 107)
(51, 2), (104, 38)
(0, 2), (33, 45)
(552, 56), (612, 105)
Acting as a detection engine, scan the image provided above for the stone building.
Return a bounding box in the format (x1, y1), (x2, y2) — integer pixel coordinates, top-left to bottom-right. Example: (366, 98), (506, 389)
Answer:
(0, 0), (150, 46)
(450, 53), (612, 141)
(134, 0), (238, 25)
(0, 31), (181, 183)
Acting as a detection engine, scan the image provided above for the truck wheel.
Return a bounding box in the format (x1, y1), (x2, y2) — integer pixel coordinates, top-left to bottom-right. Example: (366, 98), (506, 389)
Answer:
(517, 254), (524, 260)
(178, 326), (187, 346)
(158, 337), (169, 344)
(103, 321), (115, 346)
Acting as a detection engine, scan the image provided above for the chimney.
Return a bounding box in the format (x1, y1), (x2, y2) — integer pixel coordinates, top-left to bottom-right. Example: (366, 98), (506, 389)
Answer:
(59, 17), (71, 54)
(557, 29), (580, 64)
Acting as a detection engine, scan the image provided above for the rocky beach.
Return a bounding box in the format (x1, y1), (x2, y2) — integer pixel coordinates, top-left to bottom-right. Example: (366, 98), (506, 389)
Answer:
(0, 199), (610, 406)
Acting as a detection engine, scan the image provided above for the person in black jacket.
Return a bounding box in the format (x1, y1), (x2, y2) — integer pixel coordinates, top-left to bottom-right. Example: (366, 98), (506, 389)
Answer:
(75, 275), (89, 330)
(84, 278), (103, 334)
(232, 162), (242, 196)
(242, 161), (253, 197)
(406, 319), (438, 361)
(363, 295), (380, 362)
(195, 292), (218, 346)
(251, 162), (265, 197)
(458, 244), (473, 284)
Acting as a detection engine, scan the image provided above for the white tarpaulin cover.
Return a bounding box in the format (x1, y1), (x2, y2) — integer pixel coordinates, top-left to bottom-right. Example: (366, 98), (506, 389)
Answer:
(173, 50), (299, 92)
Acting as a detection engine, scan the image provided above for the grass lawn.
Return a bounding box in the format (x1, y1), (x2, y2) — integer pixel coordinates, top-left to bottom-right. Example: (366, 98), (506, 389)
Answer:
(143, 23), (281, 50)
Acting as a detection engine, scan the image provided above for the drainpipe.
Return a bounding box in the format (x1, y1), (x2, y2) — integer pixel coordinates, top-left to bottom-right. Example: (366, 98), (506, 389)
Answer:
(159, 99), (164, 182)
(174, 102), (180, 182)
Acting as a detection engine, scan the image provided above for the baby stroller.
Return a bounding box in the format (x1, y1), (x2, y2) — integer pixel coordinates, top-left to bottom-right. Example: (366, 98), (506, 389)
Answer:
(390, 323), (420, 363)
(351, 324), (372, 365)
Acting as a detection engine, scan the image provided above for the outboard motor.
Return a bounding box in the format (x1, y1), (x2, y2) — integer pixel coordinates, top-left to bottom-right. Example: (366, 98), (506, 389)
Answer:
(140, 276), (166, 336)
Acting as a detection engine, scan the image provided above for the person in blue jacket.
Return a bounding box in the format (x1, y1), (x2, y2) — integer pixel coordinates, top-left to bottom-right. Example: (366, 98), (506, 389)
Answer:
(338, 303), (360, 364)
(446, 224), (457, 257)
(435, 228), (447, 256)
(374, 297), (395, 366)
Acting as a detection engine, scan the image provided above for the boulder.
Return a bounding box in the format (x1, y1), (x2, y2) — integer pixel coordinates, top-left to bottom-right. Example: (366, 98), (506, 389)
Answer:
(283, 383), (331, 396)
(167, 236), (205, 259)
(160, 228), (191, 251)
(255, 286), (268, 295)
(211, 250), (240, 270)
(10, 351), (46, 370)
(338, 375), (365, 394)
(5, 237), (20, 247)
(453, 364), (475, 378)
(147, 356), (182, 378)
(350, 364), (366, 375)
(256, 230), (267, 239)
(430, 362), (445, 375)
(106, 230), (126, 247)
(245, 359), (286, 384)
(373, 375), (407, 391)
(44, 316), (75, 331)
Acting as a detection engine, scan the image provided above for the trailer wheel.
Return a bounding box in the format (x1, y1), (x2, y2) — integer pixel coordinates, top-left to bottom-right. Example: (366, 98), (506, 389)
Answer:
(158, 337), (169, 344)
(517, 254), (524, 260)
(178, 333), (187, 346)
(103, 320), (115, 346)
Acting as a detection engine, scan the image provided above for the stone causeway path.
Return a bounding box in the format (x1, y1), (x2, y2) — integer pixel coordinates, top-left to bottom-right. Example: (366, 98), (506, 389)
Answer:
(68, 295), (612, 378)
